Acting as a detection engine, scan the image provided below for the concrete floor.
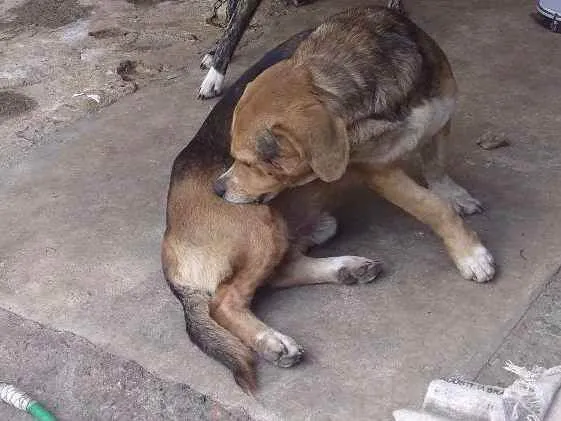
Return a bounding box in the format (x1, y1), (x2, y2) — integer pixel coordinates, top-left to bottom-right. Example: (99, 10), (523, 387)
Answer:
(0, 309), (253, 421)
(1, 0), (561, 420)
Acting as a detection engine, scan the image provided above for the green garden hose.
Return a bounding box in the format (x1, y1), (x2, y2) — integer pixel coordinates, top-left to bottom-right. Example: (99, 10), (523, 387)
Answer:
(0, 383), (57, 421)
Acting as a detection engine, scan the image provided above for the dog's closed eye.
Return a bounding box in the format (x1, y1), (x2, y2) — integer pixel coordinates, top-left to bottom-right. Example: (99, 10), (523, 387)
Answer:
(256, 129), (280, 162)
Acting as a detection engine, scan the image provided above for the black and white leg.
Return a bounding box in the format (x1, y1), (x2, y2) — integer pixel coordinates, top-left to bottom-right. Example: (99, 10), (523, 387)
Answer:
(199, 0), (261, 99)
(200, 0), (238, 71)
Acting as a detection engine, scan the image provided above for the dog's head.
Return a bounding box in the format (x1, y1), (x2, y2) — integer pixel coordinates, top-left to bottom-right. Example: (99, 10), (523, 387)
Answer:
(214, 62), (349, 204)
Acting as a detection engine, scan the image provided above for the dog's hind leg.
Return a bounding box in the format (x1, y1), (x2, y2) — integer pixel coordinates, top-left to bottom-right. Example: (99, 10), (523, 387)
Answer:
(421, 121), (483, 216)
(267, 252), (383, 289)
(199, 0), (261, 99)
(288, 212), (338, 253)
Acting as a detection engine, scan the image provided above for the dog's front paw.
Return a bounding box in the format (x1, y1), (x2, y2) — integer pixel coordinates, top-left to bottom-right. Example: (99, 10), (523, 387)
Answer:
(198, 67), (224, 99)
(200, 53), (214, 70)
(256, 330), (304, 368)
(336, 256), (383, 285)
(455, 245), (495, 283)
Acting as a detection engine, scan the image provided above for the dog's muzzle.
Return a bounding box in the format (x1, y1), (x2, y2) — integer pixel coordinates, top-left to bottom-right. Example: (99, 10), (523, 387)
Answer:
(213, 179), (276, 204)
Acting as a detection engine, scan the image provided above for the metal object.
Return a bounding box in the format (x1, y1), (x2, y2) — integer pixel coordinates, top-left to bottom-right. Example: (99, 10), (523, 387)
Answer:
(537, 0), (561, 32)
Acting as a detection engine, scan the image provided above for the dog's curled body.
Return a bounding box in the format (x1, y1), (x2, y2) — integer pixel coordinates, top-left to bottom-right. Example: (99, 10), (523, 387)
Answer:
(218, 6), (495, 282)
(163, 30), (319, 392)
(164, 27), (381, 391)
(162, 0), (493, 394)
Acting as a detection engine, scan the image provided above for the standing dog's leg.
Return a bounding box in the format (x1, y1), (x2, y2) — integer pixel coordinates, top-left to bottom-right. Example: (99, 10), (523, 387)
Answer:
(268, 252), (383, 289)
(421, 121), (483, 216)
(201, 0), (240, 70)
(227, 0), (239, 22)
(364, 167), (495, 283)
(199, 0), (261, 99)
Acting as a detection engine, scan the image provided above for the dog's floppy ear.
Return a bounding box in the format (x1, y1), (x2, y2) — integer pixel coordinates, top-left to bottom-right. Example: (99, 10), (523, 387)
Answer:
(297, 103), (349, 182)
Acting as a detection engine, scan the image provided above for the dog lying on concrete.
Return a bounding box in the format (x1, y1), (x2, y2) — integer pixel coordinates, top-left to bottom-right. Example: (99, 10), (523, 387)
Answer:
(198, 0), (314, 99)
(165, 28), (376, 393)
(163, 0), (494, 393)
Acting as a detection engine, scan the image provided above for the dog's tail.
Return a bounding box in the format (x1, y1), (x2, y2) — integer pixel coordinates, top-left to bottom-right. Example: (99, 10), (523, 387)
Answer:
(171, 284), (256, 393)
(387, 0), (407, 14)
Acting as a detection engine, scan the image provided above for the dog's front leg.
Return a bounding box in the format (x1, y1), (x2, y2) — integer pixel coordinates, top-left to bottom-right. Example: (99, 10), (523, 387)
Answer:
(199, 0), (261, 99)
(363, 166), (496, 283)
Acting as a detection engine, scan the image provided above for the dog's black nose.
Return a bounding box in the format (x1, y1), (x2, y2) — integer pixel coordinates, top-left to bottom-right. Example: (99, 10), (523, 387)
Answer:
(213, 178), (227, 197)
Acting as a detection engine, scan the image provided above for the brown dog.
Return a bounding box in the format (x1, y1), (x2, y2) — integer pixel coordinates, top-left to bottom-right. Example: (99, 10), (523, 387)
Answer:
(163, 29), (382, 393)
(215, 6), (496, 284)
(163, 0), (494, 395)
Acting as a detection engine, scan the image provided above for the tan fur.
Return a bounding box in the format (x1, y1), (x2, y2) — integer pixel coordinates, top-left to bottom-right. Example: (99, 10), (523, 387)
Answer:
(163, 1), (493, 393)
(217, 7), (496, 283)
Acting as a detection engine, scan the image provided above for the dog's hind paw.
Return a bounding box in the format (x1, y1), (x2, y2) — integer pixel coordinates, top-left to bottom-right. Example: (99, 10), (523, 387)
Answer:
(256, 330), (304, 368)
(450, 193), (483, 216)
(429, 176), (483, 216)
(198, 67), (224, 99)
(455, 245), (495, 283)
(335, 256), (383, 285)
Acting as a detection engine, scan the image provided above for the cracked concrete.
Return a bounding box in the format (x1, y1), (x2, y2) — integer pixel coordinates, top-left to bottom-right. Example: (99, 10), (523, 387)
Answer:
(1, 0), (561, 420)
(0, 308), (253, 421)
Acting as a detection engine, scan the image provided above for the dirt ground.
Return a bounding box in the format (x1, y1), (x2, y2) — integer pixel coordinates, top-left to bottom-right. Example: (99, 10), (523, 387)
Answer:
(0, 0), (293, 168)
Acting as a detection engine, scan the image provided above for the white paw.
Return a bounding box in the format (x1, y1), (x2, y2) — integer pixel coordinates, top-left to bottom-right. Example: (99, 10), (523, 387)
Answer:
(256, 330), (304, 368)
(200, 53), (214, 70)
(198, 67), (224, 99)
(456, 245), (495, 283)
